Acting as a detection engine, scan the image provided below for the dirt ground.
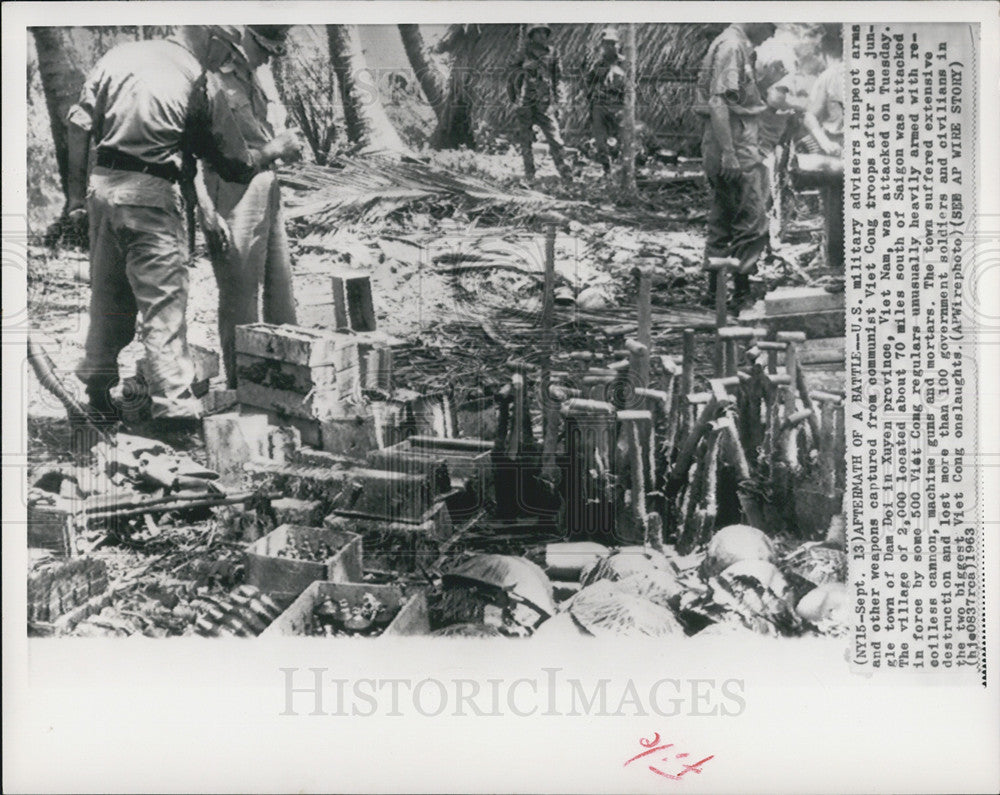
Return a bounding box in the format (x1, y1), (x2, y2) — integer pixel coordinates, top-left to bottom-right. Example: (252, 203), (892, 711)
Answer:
(26, 147), (822, 423)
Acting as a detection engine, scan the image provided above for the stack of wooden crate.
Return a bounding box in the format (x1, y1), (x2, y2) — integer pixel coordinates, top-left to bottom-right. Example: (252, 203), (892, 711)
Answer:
(234, 323), (374, 452)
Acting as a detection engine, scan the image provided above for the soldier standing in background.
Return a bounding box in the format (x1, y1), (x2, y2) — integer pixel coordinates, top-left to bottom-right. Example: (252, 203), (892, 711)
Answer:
(65, 26), (301, 427)
(694, 22), (776, 310)
(802, 26), (844, 157)
(801, 25), (845, 268)
(585, 27), (627, 176)
(195, 25), (302, 389)
(507, 23), (573, 184)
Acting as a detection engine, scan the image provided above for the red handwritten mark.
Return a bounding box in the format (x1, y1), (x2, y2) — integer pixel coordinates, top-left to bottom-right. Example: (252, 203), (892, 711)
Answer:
(624, 733), (714, 782)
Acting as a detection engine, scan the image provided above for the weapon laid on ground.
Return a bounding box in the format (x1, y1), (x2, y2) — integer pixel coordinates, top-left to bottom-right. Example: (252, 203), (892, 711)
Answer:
(27, 335), (113, 443)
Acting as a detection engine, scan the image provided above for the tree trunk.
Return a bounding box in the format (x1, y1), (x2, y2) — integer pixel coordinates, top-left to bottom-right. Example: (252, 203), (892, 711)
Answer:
(619, 24), (639, 199)
(398, 24), (446, 122)
(429, 67), (477, 150)
(31, 27), (86, 202)
(326, 24), (407, 156)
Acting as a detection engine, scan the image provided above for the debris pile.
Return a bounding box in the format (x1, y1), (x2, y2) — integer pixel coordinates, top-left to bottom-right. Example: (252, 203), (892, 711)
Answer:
(26, 146), (844, 641)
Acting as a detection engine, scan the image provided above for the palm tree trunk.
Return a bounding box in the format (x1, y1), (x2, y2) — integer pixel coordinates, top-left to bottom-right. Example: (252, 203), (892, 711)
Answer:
(31, 27), (86, 203)
(398, 24), (446, 122)
(429, 63), (476, 150)
(326, 24), (407, 156)
(620, 24), (639, 199)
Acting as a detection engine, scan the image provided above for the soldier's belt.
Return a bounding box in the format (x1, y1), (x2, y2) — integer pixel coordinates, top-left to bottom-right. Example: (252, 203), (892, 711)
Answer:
(96, 149), (181, 183)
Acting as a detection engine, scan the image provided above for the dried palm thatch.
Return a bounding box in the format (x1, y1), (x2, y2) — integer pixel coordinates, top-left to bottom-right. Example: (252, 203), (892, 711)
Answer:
(434, 23), (726, 154)
(279, 159), (566, 227)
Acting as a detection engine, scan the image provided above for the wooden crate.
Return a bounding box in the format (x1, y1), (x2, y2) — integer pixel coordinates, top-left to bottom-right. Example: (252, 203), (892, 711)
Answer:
(367, 439), (494, 523)
(27, 503), (76, 557)
(235, 323), (358, 369)
(262, 581), (429, 637)
(324, 502), (452, 573)
(27, 557), (108, 624)
(245, 524), (363, 608)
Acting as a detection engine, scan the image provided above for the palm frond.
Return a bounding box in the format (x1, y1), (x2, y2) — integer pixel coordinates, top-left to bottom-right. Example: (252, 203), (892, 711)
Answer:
(279, 157), (566, 227)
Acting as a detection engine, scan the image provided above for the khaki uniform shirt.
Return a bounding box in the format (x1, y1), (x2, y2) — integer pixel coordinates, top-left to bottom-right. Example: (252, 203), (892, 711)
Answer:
(202, 46), (281, 217)
(68, 37), (259, 183)
(807, 60), (845, 142)
(694, 25), (767, 168)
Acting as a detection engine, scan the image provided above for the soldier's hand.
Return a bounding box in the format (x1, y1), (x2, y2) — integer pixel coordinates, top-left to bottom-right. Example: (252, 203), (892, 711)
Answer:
(273, 128), (303, 162)
(64, 207), (89, 250)
(720, 151), (742, 180)
(200, 208), (233, 258)
(819, 137), (842, 157)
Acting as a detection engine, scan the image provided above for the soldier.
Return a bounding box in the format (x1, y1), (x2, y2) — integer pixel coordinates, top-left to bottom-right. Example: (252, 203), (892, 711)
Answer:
(195, 25), (302, 389)
(65, 26), (300, 427)
(507, 23), (572, 183)
(585, 27), (627, 175)
(802, 26), (844, 157)
(802, 26), (844, 268)
(694, 22), (776, 309)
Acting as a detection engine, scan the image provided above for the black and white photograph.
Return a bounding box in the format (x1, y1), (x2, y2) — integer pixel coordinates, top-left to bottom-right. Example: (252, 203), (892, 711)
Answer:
(3, 2), (998, 793)
(21, 19), (853, 640)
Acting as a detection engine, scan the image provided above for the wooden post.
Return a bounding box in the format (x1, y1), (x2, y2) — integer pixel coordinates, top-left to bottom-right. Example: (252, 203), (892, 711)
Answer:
(625, 339), (650, 393)
(636, 387), (668, 490)
(680, 327), (697, 435)
(757, 340), (786, 376)
(635, 264), (653, 350)
(777, 331), (805, 417)
(667, 394), (727, 497)
(561, 399), (617, 540)
(540, 222), (559, 481)
(705, 257), (738, 376)
(680, 328), (696, 398)
(619, 409), (662, 551)
(718, 326), (755, 379)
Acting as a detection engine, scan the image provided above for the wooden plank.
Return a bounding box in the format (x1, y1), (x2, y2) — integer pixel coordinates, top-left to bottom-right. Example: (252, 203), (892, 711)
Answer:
(235, 353), (349, 393)
(331, 270), (377, 332)
(237, 381), (363, 421)
(765, 286), (845, 316)
(235, 323), (358, 368)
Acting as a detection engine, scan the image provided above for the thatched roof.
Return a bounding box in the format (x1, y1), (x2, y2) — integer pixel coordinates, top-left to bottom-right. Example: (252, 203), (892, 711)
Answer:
(436, 23), (726, 154)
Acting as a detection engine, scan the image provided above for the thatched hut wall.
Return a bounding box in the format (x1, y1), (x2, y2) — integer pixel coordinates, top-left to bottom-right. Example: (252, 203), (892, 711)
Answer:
(436, 23), (726, 154)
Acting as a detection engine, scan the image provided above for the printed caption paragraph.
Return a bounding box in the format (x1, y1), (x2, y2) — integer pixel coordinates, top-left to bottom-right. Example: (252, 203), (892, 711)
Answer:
(846, 23), (981, 673)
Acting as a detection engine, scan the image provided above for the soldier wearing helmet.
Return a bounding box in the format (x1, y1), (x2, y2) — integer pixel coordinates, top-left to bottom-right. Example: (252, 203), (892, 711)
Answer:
(585, 26), (628, 175)
(506, 23), (572, 183)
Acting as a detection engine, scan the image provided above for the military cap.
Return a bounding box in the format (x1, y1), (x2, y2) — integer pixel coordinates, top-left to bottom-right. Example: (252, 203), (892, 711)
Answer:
(246, 25), (292, 56)
(526, 23), (553, 37)
(600, 27), (620, 42)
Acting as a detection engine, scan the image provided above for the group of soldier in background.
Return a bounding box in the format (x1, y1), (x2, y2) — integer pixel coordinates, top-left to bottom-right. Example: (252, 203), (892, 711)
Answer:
(507, 23), (627, 184)
(66, 25), (302, 427)
(507, 22), (844, 310)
